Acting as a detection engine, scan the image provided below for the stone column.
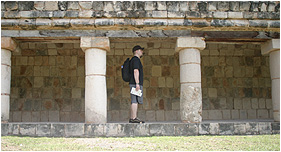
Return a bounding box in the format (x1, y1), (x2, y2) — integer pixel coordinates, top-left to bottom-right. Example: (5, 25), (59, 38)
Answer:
(261, 39), (280, 122)
(176, 37), (206, 123)
(1, 37), (17, 122)
(81, 37), (110, 123)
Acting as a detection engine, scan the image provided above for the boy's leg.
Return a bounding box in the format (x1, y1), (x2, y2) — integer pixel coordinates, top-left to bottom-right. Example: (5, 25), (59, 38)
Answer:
(130, 103), (138, 119)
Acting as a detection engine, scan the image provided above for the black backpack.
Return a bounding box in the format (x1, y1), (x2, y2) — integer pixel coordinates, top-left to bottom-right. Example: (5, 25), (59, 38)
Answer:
(121, 58), (131, 82)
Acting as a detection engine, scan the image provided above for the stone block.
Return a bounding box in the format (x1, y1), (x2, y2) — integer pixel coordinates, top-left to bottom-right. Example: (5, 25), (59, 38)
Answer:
(247, 110), (257, 119)
(245, 123), (258, 135)
(213, 12), (227, 18)
(228, 12), (243, 19)
(271, 123), (280, 134)
(5, 1), (18, 11)
(79, 2), (92, 10)
(257, 110), (269, 119)
(151, 66), (161, 76)
(146, 111), (156, 122)
(217, 2), (229, 11)
(51, 124), (65, 137)
(234, 123), (246, 135)
(65, 123), (84, 137)
(34, 1), (44, 10)
(1, 37), (17, 51)
(117, 124), (135, 137)
(209, 123), (219, 135)
(199, 123), (210, 135)
(49, 111), (59, 122)
(249, 20), (268, 28)
(156, 110), (165, 121)
(258, 122), (272, 134)
(219, 123), (234, 135)
(211, 19), (233, 27)
(80, 37), (110, 52)
(104, 123), (118, 137)
(150, 124), (174, 136)
(229, 2), (239, 11)
(222, 110), (231, 119)
(207, 2), (217, 11)
(19, 124), (36, 136)
(234, 98), (242, 109)
(231, 110), (239, 119)
(45, 1), (58, 10)
(239, 2), (250, 11)
(22, 111), (32, 122)
(133, 123), (149, 136)
(1, 124), (9, 135)
(208, 88), (217, 98)
(36, 124), (51, 137)
(18, 1), (34, 11)
(208, 110), (222, 120)
(84, 124), (105, 137)
(67, 1), (79, 10)
(176, 37), (205, 51)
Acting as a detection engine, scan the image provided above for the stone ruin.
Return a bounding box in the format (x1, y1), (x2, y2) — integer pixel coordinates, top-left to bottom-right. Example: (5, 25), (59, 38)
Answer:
(1, 1), (280, 137)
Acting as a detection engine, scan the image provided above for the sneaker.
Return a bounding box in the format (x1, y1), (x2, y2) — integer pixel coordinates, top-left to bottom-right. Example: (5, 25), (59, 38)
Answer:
(129, 118), (145, 123)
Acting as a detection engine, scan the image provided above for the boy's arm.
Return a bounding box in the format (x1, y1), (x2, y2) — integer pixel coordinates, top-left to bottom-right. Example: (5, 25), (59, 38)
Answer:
(134, 69), (140, 91)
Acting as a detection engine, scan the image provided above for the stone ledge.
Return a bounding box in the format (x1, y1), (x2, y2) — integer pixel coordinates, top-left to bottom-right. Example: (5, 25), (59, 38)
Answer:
(1, 1), (280, 13)
(2, 30), (279, 41)
(1, 18), (280, 31)
(1, 10), (280, 20)
(1, 122), (279, 137)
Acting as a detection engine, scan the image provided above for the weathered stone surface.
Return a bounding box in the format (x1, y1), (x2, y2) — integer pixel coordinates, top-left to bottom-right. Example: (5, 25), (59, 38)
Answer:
(65, 123), (84, 137)
(1, 37), (17, 51)
(233, 123), (246, 135)
(51, 124), (65, 137)
(18, 1), (34, 11)
(19, 124), (36, 136)
(180, 85), (202, 123)
(199, 123), (210, 135)
(134, 123), (150, 136)
(176, 37), (206, 51)
(245, 123), (258, 135)
(84, 124), (104, 137)
(58, 1), (68, 11)
(150, 124), (174, 136)
(249, 20), (268, 28)
(5, 1), (18, 11)
(36, 124), (51, 136)
(271, 122), (280, 134)
(258, 122), (272, 134)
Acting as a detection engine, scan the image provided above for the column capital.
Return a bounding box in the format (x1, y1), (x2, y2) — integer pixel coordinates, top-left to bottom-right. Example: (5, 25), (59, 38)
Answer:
(176, 37), (206, 52)
(261, 39), (280, 55)
(80, 37), (110, 52)
(1, 37), (17, 51)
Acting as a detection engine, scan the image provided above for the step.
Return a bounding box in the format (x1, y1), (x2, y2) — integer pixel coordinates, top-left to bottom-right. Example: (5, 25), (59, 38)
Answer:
(2, 121), (279, 137)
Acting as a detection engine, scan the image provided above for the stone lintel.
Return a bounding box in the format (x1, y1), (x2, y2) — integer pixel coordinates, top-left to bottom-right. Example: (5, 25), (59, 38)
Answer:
(1, 37), (17, 51)
(176, 37), (206, 52)
(261, 39), (280, 55)
(80, 37), (110, 52)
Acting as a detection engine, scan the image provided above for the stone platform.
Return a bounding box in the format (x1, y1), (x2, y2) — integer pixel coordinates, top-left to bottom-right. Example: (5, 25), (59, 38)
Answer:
(1, 120), (279, 137)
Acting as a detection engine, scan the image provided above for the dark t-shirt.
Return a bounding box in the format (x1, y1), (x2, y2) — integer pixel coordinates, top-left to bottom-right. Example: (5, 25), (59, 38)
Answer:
(129, 56), (143, 85)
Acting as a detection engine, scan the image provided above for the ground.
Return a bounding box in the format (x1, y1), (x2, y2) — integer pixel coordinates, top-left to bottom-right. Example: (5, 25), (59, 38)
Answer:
(1, 135), (280, 151)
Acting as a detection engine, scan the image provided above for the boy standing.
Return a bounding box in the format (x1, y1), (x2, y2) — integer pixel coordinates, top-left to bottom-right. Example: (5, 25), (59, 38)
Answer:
(129, 45), (145, 123)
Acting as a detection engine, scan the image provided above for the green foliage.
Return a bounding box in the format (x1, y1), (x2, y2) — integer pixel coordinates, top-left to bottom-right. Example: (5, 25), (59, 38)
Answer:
(2, 135), (280, 151)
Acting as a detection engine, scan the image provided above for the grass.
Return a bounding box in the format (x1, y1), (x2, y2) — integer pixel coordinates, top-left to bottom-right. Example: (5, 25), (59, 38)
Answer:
(1, 135), (280, 151)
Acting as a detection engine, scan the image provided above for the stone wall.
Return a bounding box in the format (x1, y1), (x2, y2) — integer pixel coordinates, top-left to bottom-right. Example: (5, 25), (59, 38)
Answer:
(1, 1), (279, 32)
(201, 43), (272, 120)
(10, 42), (85, 122)
(10, 39), (272, 122)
